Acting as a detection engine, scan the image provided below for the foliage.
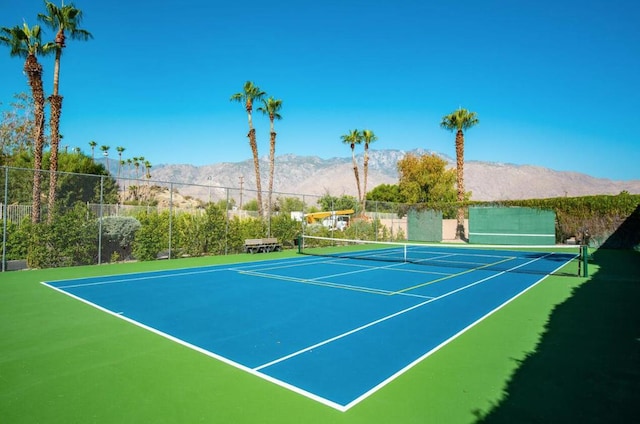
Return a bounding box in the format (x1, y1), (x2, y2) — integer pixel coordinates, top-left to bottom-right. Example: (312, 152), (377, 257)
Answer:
(3, 154), (117, 207)
(227, 216), (265, 253)
(0, 93), (34, 164)
(269, 214), (302, 248)
(440, 108), (480, 133)
(100, 216), (141, 262)
(50, 152), (119, 208)
(3, 220), (29, 260)
(25, 203), (98, 268)
(242, 199), (260, 212)
(478, 192), (640, 247)
(173, 212), (208, 257)
(273, 196), (305, 215)
(317, 193), (358, 212)
(397, 153), (458, 204)
(173, 204), (228, 257)
(367, 183), (404, 203)
(132, 211), (171, 261)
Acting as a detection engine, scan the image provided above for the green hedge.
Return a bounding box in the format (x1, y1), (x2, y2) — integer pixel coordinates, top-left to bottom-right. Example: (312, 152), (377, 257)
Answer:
(474, 192), (640, 248)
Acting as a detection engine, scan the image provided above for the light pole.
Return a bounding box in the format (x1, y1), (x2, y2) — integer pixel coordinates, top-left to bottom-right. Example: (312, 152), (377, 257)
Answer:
(207, 176), (212, 204)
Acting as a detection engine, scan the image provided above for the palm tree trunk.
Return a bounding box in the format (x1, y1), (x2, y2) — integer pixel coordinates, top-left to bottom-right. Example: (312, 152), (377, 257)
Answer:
(268, 127), (276, 228)
(24, 54), (45, 224)
(362, 145), (369, 213)
(455, 129), (465, 240)
(47, 45), (63, 223)
(351, 148), (362, 208)
(248, 128), (264, 219)
(47, 94), (63, 223)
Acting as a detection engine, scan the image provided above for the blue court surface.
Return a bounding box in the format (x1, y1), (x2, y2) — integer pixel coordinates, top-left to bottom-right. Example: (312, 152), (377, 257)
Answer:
(43, 247), (577, 411)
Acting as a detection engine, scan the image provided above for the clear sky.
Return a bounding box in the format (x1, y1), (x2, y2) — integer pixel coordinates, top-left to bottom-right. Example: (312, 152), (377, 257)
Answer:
(1, 0), (639, 181)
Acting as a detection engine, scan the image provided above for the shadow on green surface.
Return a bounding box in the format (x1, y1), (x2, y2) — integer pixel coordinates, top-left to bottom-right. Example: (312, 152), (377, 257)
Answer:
(476, 248), (640, 423)
(601, 204), (640, 249)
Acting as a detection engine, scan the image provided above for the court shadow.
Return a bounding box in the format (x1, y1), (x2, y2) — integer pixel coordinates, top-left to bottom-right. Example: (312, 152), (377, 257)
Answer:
(601, 204), (640, 249)
(474, 248), (640, 423)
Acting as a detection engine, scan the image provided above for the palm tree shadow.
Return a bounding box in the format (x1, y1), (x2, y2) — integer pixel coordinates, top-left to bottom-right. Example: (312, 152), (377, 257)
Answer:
(474, 242), (640, 422)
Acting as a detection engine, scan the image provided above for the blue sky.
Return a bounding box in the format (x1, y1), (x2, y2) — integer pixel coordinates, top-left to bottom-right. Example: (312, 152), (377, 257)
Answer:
(1, 0), (639, 181)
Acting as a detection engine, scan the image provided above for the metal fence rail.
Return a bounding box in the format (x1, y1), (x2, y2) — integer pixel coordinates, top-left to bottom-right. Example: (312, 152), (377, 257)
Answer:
(1, 165), (411, 271)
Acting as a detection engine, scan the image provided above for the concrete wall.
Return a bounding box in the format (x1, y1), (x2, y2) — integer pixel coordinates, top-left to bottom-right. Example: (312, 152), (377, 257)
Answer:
(442, 219), (469, 241)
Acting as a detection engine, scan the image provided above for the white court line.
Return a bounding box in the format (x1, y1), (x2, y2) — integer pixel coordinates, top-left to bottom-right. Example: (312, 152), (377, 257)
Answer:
(51, 255), (333, 289)
(238, 269), (434, 300)
(40, 280), (349, 412)
(43, 250), (568, 412)
(253, 253), (553, 375)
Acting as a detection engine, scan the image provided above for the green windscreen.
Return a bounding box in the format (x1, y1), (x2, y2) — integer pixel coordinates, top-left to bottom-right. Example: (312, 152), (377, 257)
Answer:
(469, 207), (556, 245)
(407, 209), (442, 242)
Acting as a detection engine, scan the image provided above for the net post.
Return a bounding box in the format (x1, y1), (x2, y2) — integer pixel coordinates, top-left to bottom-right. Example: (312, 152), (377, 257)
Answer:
(581, 244), (589, 277)
(297, 235), (302, 254)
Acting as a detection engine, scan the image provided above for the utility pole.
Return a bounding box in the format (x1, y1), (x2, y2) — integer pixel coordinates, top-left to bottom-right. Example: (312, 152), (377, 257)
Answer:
(239, 175), (244, 209)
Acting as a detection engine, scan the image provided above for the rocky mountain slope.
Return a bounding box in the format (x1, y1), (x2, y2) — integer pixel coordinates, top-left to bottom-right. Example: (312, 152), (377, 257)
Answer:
(137, 149), (639, 203)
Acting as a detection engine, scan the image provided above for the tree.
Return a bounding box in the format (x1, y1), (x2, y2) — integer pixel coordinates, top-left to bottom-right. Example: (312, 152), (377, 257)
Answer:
(440, 108), (479, 240)
(257, 96), (282, 231)
(317, 193), (357, 212)
(0, 93), (34, 164)
(361, 129), (378, 212)
(230, 81), (266, 219)
(39, 1), (92, 222)
(100, 144), (110, 173)
(115, 146), (125, 179)
(367, 183), (403, 203)
(1, 23), (53, 223)
(340, 129), (363, 206)
(397, 153), (458, 205)
(88, 140), (97, 158)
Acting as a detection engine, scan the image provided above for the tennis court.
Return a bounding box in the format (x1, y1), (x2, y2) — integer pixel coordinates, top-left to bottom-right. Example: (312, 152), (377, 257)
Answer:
(43, 240), (580, 411)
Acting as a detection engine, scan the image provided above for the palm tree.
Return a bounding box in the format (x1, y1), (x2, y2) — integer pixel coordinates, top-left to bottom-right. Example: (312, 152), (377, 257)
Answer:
(100, 145), (110, 173)
(116, 146), (125, 177)
(0, 23), (53, 223)
(440, 107), (479, 240)
(230, 81), (266, 219)
(133, 156), (141, 179)
(88, 140), (97, 159)
(39, 1), (92, 222)
(361, 129), (378, 213)
(257, 96), (282, 228)
(341, 129), (363, 207)
(144, 160), (152, 202)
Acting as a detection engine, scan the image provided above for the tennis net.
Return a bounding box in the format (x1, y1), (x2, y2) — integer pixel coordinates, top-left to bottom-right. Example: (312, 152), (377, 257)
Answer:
(299, 235), (588, 277)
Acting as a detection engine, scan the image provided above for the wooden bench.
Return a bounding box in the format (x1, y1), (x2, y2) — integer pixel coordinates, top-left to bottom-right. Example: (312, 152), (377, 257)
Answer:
(244, 238), (282, 254)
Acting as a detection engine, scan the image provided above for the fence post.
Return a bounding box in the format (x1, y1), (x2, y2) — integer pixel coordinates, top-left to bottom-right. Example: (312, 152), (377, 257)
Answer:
(97, 175), (104, 265)
(168, 183), (173, 260)
(225, 187), (230, 255)
(2, 166), (8, 272)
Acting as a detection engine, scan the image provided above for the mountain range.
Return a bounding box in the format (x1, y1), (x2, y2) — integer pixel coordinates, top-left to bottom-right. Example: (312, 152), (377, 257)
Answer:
(134, 149), (639, 204)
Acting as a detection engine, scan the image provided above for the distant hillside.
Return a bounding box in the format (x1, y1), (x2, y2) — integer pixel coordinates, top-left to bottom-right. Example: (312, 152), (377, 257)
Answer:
(127, 149), (640, 204)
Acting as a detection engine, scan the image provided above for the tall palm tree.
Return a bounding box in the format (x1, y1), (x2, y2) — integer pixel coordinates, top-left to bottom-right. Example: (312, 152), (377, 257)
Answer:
(257, 96), (282, 228)
(0, 23), (53, 223)
(440, 107), (479, 240)
(116, 146), (125, 177)
(361, 129), (378, 213)
(100, 145), (110, 173)
(39, 1), (92, 222)
(133, 156), (141, 179)
(88, 140), (97, 159)
(341, 129), (363, 207)
(230, 81), (266, 219)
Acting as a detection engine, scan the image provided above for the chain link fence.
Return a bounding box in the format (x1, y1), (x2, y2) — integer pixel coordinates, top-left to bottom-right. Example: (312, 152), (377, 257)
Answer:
(1, 166), (411, 271)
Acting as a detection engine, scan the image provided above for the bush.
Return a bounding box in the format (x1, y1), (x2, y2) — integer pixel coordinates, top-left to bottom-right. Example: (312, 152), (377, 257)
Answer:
(132, 211), (171, 261)
(26, 204), (98, 268)
(100, 216), (141, 262)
